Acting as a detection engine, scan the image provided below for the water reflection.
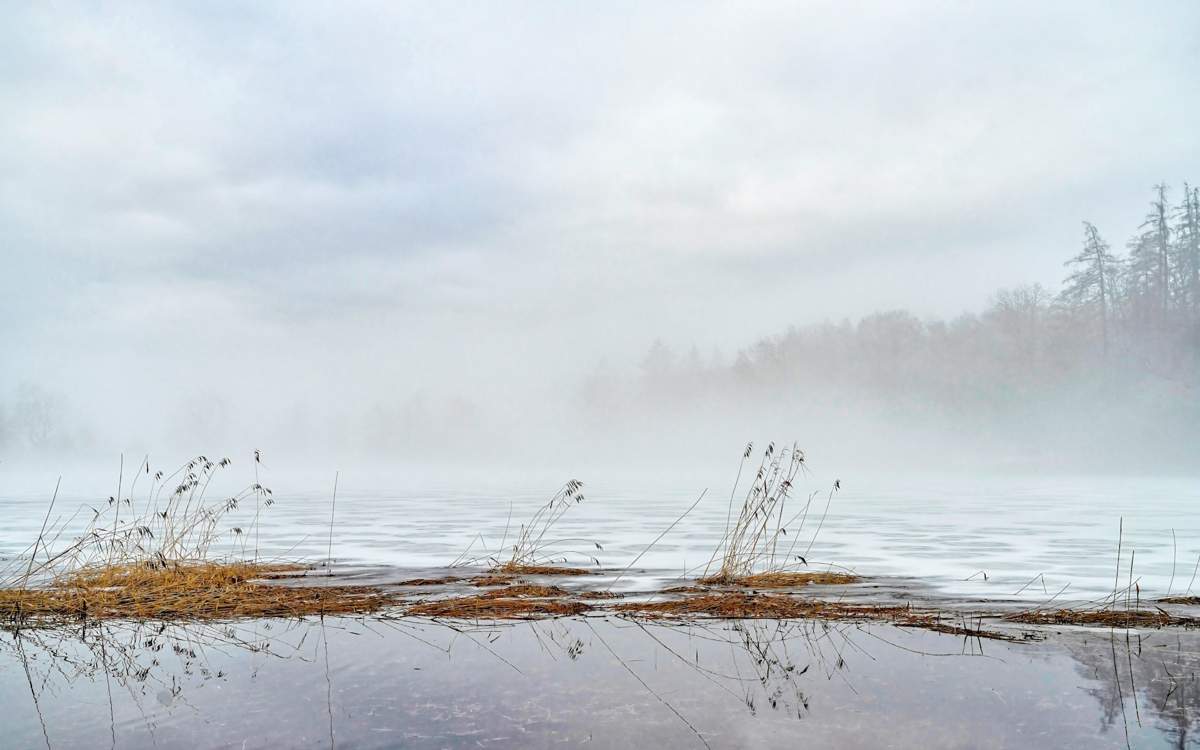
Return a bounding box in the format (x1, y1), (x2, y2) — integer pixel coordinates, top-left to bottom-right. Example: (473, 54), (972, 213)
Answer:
(2, 615), (1198, 748)
(1063, 630), (1200, 749)
(2, 618), (317, 748)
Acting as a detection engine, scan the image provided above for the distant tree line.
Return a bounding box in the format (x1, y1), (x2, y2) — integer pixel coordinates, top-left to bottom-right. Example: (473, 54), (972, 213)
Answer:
(583, 183), (1200, 432)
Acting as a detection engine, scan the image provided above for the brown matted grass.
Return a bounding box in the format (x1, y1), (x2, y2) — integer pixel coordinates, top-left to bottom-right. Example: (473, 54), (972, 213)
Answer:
(7, 561), (1198, 632)
(1160, 596), (1200, 605)
(397, 576), (463, 586)
(479, 584), (569, 599)
(615, 592), (874, 619)
(406, 593), (590, 619)
(469, 575), (512, 587)
(578, 590), (623, 599)
(491, 563), (592, 576)
(613, 592), (1020, 640)
(699, 571), (859, 588)
(1005, 608), (1197, 628)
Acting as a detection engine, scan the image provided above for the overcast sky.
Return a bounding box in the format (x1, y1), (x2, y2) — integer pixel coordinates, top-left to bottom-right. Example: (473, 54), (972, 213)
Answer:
(3, 1), (1198, 452)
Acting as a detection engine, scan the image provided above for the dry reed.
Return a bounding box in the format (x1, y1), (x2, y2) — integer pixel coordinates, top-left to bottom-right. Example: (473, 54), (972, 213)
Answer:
(700, 443), (842, 587)
(452, 480), (601, 576)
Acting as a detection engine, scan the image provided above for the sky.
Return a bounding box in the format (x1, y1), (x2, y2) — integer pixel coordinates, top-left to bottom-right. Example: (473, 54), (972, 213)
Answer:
(2, 1), (1198, 463)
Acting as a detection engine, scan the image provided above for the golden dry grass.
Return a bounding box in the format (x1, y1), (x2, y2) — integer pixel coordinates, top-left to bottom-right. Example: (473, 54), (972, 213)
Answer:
(0, 562), (396, 626)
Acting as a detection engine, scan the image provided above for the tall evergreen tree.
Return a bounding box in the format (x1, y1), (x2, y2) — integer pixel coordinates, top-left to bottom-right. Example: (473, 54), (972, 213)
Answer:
(1173, 183), (1200, 326)
(1127, 184), (1173, 323)
(1061, 221), (1118, 353)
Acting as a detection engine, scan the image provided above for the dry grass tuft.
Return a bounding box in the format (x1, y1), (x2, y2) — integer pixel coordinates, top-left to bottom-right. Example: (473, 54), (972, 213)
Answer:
(700, 571), (859, 588)
(406, 594), (589, 619)
(1, 562), (395, 625)
(453, 480), (604, 575)
(700, 442), (845, 591)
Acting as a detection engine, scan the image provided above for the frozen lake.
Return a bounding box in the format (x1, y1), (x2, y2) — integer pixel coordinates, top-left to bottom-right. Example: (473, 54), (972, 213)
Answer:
(3, 466), (1198, 606)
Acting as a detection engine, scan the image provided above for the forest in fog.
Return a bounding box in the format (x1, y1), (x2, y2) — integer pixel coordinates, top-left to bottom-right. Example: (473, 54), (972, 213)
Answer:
(579, 182), (1200, 471)
(2, 182), (1199, 473)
